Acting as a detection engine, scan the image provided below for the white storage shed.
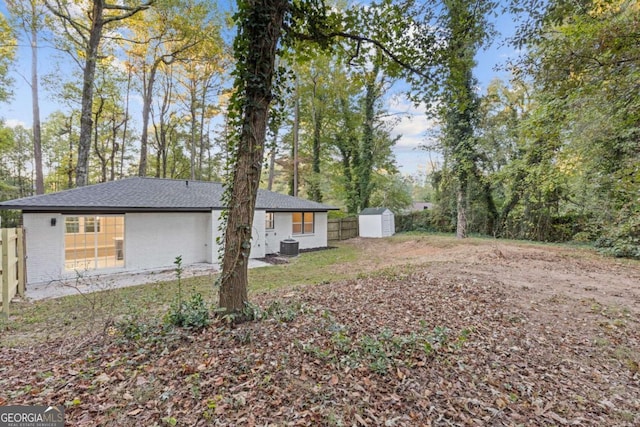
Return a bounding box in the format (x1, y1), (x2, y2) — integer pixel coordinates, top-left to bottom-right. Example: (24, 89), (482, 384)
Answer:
(358, 208), (395, 238)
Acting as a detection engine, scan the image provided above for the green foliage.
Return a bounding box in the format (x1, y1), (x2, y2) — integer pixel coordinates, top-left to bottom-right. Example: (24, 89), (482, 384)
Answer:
(595, 208), (640, 259)
(0, 123), (34, 206)
(262, 300), (303, 322)
(0, 12), (15, 102)
(164, 292), (211, 330)
(116, 312), (159, 341)
(369, 173), (413, 214)
(395, 210), (436, 233)
(164, 256), (211, 329)
(300, 315), (471, 376)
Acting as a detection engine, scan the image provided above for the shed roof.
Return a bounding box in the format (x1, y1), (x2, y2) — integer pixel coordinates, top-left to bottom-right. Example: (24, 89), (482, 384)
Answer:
(0, 177), (338, 213)
(359, 207), (392, 215)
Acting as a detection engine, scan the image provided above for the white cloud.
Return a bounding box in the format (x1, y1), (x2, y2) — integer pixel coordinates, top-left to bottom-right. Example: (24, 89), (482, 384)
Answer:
(5, 119), (27, 128)
(384, 96), (438, 150)
(380, 95), (442, 175)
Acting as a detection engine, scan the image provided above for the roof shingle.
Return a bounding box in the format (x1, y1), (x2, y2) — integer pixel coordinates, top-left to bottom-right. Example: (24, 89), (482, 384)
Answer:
(0, 177), (337, 213)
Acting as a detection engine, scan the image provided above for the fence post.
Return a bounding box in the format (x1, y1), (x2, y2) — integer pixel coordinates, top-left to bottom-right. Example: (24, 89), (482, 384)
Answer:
(17, 227), (25, 297)
(2, 228), (9, 319)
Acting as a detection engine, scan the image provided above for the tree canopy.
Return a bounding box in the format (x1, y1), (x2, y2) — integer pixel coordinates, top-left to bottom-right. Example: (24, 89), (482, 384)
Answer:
(0, 0), (638, 314)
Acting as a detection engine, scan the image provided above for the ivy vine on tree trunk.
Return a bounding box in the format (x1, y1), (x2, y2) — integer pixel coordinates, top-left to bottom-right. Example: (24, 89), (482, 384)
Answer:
(217, 0), (439, 317)
(218, 0), (288, 317)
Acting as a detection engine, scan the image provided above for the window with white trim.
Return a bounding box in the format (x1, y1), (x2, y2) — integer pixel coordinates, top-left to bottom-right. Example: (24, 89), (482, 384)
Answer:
(265, 212), (275, 229)
(64, 215), (124, 271)
(292, 212), (314, 235)
(84, 216), (101, 233)
(65, 217), (80, 233)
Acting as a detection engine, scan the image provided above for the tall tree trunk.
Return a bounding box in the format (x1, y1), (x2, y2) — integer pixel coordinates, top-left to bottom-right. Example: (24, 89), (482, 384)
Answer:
(456, 184), (467, 238)
(359, 61), (379, 210)
(66, 114), (74, 189)
(292, 77), (300, 197)
(46, 0), (149, 186)
(441, 0), (486, 238)
(30, 3), (43, 194)
(218, 0), (287, 316)
(267, 128), (278, 191)
(198, 81), (208, 179)
(138, 62), (159, 177)
(93, 97), (107, 182)
(309, 77), (322, 202)
(76, 0), (105, 187)
(120, 63), (132, 179)
(189, 91), (197, 180)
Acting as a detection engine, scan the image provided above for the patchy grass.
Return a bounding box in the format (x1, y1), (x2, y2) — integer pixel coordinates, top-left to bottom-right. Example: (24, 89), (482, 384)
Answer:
(0, 243), (361, 346)
(3, 233), (639, 348)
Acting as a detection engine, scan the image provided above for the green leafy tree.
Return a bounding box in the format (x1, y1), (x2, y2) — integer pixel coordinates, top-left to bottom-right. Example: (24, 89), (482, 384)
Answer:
(122, 0), (221, 177)
(0, 11), (16, 103)
(45, 0), (152, 187)
(41, 110), (79, 191)
(521, 0), (640, 249)
(5, 0), (46, 194)
(218, 0), (440, 316)
(437, 0), (493, 238)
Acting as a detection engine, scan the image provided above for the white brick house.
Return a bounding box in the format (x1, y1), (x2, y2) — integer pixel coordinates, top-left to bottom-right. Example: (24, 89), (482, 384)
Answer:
(0, 178), (336, 285)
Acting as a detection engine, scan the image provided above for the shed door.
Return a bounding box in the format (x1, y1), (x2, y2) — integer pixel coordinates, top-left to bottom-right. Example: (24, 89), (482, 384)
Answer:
(382, 213), (392, 236)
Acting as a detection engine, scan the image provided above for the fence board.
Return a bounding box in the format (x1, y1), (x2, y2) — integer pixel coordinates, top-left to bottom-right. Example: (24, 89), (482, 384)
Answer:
(328, 218), (359, 242)
(1, 228), (26, 319)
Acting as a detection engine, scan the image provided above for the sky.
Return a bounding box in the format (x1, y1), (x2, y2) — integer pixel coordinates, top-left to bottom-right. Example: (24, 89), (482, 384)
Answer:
(386, 33), (518, 176)
(0, 1), (519, 178)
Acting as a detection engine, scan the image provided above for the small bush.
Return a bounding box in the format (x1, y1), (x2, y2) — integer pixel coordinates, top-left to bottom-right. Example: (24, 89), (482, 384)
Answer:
(165, 293), (211, 330)
(594, 208), (640, 259)
(395, 210), (437, 233)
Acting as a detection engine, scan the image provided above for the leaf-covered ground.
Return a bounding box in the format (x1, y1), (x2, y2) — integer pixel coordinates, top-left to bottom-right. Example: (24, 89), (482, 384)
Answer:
(1, 237), (639, 426)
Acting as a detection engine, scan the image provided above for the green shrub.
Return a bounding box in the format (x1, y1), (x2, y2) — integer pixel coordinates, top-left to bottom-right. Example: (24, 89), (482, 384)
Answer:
(165, 293), (211, 330)
(595, 208), (640, 259)
(395, 210), (437, 233)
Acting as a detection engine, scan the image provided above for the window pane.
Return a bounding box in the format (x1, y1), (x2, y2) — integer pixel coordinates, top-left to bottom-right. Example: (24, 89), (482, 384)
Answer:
(85, 217), (101, 233)
(292, 223), (302, 234)
(265, 212), (274, 229)
(65, 217), (79, 233)
(304, 212), (314, 233)
(292, 212), (302, 223)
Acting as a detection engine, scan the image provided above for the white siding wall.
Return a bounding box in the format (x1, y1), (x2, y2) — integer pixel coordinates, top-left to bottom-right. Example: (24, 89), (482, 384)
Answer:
(360, 210), (395, 238)
(210, 209), (266, 261)
(23, 213), (65, 283)
(265, 211), (328, 254)
(381, 211), (395, 237)
(359, 215), (383, 238)
(251, 210), (266, 258)
(125, 212), (210, 271)
(24, 209), (329, 284)
(265, 213), (287, 254)
(210, 210), (223, 263)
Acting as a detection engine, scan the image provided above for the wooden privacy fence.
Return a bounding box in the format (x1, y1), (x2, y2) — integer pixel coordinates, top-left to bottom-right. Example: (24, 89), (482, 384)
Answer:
(327, 217), (359, 242)
(1, 228), (26, 319)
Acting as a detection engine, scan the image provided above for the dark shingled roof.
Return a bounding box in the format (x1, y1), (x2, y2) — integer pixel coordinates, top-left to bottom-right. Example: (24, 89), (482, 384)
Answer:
(360, 207), (392, 215)
(0, 177), (338, 213)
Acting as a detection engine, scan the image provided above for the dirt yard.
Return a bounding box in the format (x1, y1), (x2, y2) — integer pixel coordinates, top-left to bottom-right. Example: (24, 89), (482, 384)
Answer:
(1, 235), (638, 426)
(341, 236), (640, 316)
